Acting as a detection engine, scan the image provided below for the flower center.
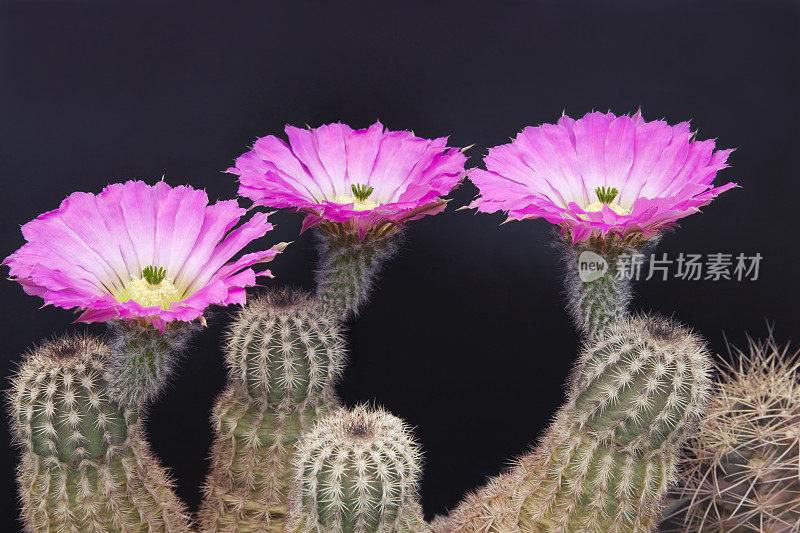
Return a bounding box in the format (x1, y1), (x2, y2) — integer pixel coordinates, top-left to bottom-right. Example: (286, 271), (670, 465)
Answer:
(333, 183), (380, 211)
(584, 186), (630, 216)
(123, 266), (179, 309)
(585, 200), (630, 216)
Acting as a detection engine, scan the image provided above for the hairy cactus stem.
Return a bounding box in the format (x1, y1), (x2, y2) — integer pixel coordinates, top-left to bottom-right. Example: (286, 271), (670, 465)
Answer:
(314, 222), (400, 320)
(559, 230), (660, 339)
(106, 318), (200, 407)
(519, 315), (709, 532)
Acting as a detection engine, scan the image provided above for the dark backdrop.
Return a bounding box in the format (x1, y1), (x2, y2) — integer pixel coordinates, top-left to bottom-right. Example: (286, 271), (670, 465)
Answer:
(1, 0), (799, 528)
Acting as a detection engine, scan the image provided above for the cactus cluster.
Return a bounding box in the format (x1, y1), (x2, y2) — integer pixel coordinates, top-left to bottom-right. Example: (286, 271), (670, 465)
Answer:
(434, 314), (711, 533)
(663, 336), (800, 532)
(3, 113), (744, 533)
(287, 405), (427, 533)
(8, 335), (192, 532)
(199, 290), (346, 532)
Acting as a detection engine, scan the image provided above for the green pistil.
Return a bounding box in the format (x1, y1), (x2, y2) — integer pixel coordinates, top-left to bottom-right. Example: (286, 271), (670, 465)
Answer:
(351, 183), (374, 202)
(142, 265), (167, 285)
(595, 186), (619, 204)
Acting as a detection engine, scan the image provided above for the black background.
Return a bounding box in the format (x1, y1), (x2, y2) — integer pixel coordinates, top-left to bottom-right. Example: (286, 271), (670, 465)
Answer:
(2, 0), (799, 529)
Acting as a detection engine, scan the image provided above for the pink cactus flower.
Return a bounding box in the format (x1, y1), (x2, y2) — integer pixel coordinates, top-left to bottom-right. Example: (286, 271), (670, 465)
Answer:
(4, 180), (286, 331)
(468, 111), (738, 244)
(229, 121), (467, 239)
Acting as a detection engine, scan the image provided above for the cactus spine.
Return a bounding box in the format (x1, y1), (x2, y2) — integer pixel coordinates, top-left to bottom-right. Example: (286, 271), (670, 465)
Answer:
(107, 318), (199, 407)
(663, 337), (800, 532)
(8, 335), (192, 532)
(199, 290), (345, 532)
(434, 315), (711, 533)
(314, 225), (400, 320)
(561, 232), (656, 339)
(287, 405), (427, 533)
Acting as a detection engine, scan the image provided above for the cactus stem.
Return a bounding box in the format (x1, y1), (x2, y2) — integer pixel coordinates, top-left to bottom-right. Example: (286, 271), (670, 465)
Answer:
(559, 231), (660, 339)
(106, 318), (200, 407)
(8, 335), (193, 532)
(199, 290), (346, 532)
(314, 227), (400, 320)
(433, 315), (711, 533)
(287, 405), (427, 533)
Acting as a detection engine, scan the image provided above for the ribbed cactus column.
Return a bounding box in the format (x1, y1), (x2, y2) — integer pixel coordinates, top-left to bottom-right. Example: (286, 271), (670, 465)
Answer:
(560, 233), (656, 339)
(314, 226), (399, 320)
(433, 315), (711, 533)
(199, 290), (345, 532)
(107, 318), (199, 406)
(287, 405), (428, 533)
(8, 335), (193, 532)
(520, 315), (710, 532)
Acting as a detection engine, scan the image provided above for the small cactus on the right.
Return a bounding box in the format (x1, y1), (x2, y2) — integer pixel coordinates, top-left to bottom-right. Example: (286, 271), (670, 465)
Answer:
(287, 405), (427, 533)
(662, 336), (800, 532)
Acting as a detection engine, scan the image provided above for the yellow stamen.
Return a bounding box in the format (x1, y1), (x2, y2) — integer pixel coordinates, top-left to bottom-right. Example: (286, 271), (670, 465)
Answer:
(333, 194), (380, 212)
(584, 200), (631, 216)
(124, 274), (179, 309)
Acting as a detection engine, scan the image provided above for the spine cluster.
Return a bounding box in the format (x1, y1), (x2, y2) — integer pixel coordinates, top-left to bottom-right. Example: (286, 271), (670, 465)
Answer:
(8, 335), (192, 532)
(199, 290), (346, 532)
(287, 405), (427, 533)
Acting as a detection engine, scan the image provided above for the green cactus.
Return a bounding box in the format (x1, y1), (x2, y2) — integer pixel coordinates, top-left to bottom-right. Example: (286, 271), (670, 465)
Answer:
(662, 336), (800, 532)
(107, 318), (199, 407)
(433, 315), (711, 533)
(314, 226), (399, 320)
(199, 290), (345, 532)
(287, 405), (427, 533)
(561, 232), (657, 339)
(521, 315), (711, 532)
(8, 334), (192, 532)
